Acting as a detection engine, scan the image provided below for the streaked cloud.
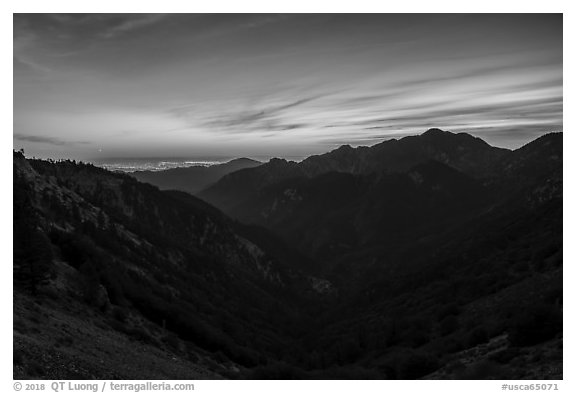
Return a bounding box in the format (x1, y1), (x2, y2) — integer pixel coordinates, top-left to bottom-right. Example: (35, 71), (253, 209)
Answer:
(13, 14), (562, 159)
(195, 95), (327, 133)
(14, 133), (91, 146)
(100, 14), (170, 39)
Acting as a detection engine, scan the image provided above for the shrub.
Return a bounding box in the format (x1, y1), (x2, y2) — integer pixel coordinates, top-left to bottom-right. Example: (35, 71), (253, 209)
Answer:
(55, 335), (74, 347)
(312, 365), (383, 379)
(439, 315), (460, 336)
(444, 360), (466, 375)
(162, 333), (183, 352)
(13, 349), (25, 365)
(15, 229), (55, 294)
(467, 326), (489, 347)
(108, 319), (129, 334)
(14, 318), (29, 334)
(245, 362), (308, 379)
(426, 336), (464, 357)
(508, 304), (562, 347)
(128, 326), (156, 345)
(395, 350), (440, 379)
(456, 360), (508, 379)
(213, 350), (229, 363)
(489, 347), (521, 364)
(27, 360), (45, 377)
(111, 306), (129, 323)
(204, 357), (223, 372)
(437, 303), (460, 320)
(187, 351), (200, 363)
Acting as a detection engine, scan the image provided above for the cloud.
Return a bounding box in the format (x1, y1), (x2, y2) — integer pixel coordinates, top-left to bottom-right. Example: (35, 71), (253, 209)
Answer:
(238, 14), (292, 29)
(100, 14), (170, 39)
(177, 14), (293, 43)
(307, 74), (561, 150)
(318, 130), (418, 146)
(12, 14), (562, 157)
(14, 55), (51, 73)
(173, 94), (327, 134)
(14, 134), (91, 146)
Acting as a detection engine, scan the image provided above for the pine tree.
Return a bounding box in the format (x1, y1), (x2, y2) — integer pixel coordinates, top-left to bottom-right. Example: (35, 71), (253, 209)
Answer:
(97, 209), (106, 229)
(20, 229), (55, 295)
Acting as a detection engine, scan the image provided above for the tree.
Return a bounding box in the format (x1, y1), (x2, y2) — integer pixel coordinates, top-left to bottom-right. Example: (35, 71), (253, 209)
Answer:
(97, 210), (106, 229)
(17, 229), (55, 294)
(508, 303), (562, 347)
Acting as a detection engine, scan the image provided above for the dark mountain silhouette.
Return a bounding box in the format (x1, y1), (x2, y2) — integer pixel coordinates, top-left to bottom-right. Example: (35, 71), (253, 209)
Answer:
(199, 129), (509, 212)
(131, 157), (261, 195)
(199, 130), (561, 276)
(14, 129), (562, 380)
(13, 152), (327, 379)
(493, 133), (562, 202)
(300, 128), (509, 177)
(196, 130), (561, 379)
(205, 159), (492, 276)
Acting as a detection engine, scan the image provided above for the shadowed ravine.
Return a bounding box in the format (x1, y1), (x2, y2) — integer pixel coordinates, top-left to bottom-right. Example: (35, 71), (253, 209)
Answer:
(13, 130), (562, 379)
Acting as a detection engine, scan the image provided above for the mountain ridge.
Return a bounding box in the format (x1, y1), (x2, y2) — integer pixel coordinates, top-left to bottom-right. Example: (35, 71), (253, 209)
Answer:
(13, 128), (563, 380)
(131, 157), (262, 195)
(198, 130), (561, 281)
(198, 129), (527, 216)
(13, 151), (330, 378)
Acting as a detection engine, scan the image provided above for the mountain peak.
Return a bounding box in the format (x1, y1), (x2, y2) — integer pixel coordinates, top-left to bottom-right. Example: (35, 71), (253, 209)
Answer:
(522, 132), (562, 148)
(422, 128), (450, 137)
(228, 157), (260, 164)
(269, 157), (289, 165)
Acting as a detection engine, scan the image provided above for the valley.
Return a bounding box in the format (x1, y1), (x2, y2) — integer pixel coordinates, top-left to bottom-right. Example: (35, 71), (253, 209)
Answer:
(13, 129), (563, 379)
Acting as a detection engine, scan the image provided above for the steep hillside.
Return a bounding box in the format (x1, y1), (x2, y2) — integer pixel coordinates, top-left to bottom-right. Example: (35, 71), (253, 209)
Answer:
(199, 158), (305, 212)
(13, 152), (324, 379)
(299, 128), (509, 178)
(214, 161), (491, 273)
(13, 130), (562, 379)
(492, 133), (562, 204)
(199, 131), (560, 275)
(131, 158), (261, 195)
(196, 130), (562, 379)
(199, 129), (509, 212)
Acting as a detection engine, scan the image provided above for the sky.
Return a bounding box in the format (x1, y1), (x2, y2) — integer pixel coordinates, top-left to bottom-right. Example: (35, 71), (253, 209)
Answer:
(13, 14), (562, 160)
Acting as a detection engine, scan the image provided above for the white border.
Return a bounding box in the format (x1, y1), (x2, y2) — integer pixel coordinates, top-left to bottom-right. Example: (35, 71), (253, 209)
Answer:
(3, 3), (572, 392)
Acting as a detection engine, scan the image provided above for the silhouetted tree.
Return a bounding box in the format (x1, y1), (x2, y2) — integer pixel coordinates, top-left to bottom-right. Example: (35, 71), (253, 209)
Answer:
(17, 229), (55, 294)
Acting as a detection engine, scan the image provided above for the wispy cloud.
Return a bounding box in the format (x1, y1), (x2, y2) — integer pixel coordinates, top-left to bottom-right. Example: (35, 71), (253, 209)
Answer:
(14, 55), (51, 73)
(171, 94), (328, 134)
(100, 14), (170, 39)
(13, 14), (562, 158)
(14, 133), (91, 146)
